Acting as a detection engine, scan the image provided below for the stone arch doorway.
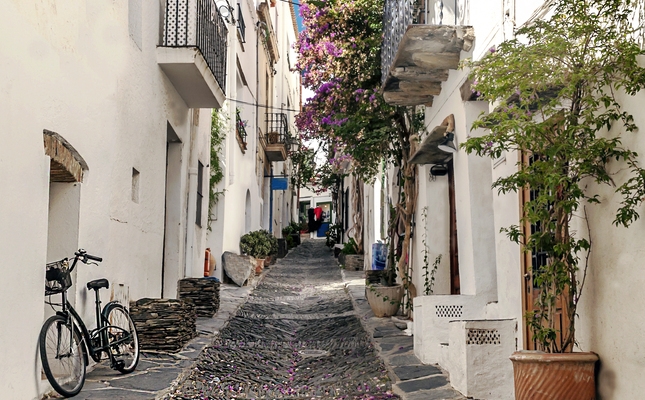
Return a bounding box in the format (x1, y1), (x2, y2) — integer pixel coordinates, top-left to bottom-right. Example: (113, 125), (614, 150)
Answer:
(43, 130), (88, 309)
(244, 189), (251, 233)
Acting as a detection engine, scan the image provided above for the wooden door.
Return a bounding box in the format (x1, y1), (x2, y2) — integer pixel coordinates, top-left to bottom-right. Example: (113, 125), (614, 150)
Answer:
(521, 154), (570, 351)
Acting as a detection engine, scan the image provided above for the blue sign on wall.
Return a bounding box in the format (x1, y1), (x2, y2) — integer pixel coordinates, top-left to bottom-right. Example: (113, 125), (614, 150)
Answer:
(271, 177), (288, 190)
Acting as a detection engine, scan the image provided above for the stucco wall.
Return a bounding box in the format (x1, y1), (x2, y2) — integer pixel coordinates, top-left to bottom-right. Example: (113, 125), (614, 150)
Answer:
(207, 0), (301, 279)
(0, 1), (211, 397)
(572, 88), (645, 399)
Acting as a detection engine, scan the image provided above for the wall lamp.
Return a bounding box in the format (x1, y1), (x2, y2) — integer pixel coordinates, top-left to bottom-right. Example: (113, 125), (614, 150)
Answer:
(430, 164), (449, 176)
(215, 0), (234, 23)
(437, 114), (457, 153)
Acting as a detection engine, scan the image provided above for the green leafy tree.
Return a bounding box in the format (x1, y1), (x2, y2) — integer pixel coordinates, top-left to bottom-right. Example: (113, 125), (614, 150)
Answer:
(463, 0), (645, 352)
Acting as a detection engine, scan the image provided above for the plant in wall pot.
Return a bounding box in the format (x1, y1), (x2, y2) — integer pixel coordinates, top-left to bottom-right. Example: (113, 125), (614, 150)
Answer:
(240, 230), (274, 275)
(464, 1), (645, 398)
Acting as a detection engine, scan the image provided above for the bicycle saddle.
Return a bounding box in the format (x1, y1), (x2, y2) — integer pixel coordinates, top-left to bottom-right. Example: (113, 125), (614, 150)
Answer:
(86, 279), (109, 290)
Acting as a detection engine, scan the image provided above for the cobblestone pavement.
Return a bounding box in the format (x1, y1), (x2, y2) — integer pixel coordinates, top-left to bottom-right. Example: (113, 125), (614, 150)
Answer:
(58, 238), (464, 399)
(54, 281), (257, 399)
(163, 239), (398, 399)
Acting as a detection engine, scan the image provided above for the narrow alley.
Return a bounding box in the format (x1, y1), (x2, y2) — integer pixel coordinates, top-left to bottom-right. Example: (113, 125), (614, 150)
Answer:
(72, 239), (461, 400)
(163, 239), (397, 399)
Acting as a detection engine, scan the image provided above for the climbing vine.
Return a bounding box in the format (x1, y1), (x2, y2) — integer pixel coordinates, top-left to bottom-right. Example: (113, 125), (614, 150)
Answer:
(208, 109), (227, 230)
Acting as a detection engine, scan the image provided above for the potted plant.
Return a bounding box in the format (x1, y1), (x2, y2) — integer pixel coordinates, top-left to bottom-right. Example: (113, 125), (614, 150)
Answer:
(365, 207), (405, 318)
(240, 230), (273, 275)
(464, 1), (645, 397)
(282, 222), (302, 246)
(260, 229), (278, 266)
(337, 238), (363, 271)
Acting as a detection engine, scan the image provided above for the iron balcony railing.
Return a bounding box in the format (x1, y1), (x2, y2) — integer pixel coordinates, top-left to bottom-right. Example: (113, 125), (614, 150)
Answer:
(163, 0), (228, 92)
(382, 0), (463, 85)
(236, 109), (248, 149)
(265, 113), (291, 145)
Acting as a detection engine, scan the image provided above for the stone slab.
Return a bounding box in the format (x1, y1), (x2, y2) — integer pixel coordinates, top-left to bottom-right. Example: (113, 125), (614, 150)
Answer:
(394, 365), (442, 381)
(397, 375), (448, 393)
(110, 369), (184, 391)
(402, 387), (465, 400)
(222, 251), (254, 287)
(79, 388), (156, 399)
(388, 354), (422, 366)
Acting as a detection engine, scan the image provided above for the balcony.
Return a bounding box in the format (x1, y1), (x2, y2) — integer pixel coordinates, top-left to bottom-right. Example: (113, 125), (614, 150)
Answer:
(265, 113), (290, 162)
(257, 2), (280, 64)
(158, 0), (228, 108)
(381, 0), (474, 106)
(236, 109), (248, 153)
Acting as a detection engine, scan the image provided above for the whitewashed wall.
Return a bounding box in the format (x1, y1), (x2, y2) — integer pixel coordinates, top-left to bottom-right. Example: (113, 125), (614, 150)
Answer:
(207, 0), (301, 280)
(0, 1), (213, 398)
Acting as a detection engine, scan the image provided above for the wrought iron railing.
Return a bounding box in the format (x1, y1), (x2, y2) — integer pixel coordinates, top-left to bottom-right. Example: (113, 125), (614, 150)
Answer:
(237, 4), (246, 43)
(163, 0), (228, 92)
(236, 109), (248, 149)
(382, 0), (465, 85)
(265, 113), (291, 145)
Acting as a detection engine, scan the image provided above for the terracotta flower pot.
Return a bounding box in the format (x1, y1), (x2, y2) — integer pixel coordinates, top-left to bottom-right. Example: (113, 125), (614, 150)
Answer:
(366, 284), (403, 318)
(254, 258), (265, 276)
(509, 351), (598, 400)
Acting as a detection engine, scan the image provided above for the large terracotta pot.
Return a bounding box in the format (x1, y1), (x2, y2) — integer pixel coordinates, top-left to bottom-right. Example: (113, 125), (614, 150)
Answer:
(366, 284), (403, 317)
(509, 351), (598, 400)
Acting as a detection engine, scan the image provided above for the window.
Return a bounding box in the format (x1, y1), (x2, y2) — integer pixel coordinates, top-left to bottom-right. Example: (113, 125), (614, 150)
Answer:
(237, 4), (246, 43)
(132, 168), (140, 203)
(196, 161), (204, 227)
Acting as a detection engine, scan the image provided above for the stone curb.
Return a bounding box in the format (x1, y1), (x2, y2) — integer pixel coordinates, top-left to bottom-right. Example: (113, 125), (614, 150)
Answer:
(339, 266), (465, 400)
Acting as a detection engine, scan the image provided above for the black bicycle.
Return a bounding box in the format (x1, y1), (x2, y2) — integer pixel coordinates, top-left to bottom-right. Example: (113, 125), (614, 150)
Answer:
(39, 249), (140, 397)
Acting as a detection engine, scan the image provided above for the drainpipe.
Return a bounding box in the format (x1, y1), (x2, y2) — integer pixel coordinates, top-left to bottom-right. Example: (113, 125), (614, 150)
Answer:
(185, 112), (199, 278)
(269, 166), (274, 233)
(257, 20), (269, 230)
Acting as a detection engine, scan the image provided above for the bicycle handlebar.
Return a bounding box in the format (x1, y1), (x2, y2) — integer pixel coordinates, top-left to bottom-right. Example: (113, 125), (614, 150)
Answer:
(85, 254), (103, 262)
(72, 249), (103, 268)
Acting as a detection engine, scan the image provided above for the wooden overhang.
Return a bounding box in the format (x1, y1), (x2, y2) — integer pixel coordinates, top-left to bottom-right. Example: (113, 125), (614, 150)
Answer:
(382, 25), (474, 106)
(409, 115), (455, 165)
(43, 130), (89, 183)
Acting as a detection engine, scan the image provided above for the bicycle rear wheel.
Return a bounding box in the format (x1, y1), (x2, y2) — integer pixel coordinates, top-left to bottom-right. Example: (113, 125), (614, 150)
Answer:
(106, 304), (139, 373)
(39, 315), (86, 397)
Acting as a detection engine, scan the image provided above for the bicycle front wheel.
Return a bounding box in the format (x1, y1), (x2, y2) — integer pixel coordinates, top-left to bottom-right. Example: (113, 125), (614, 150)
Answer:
(106, 304), (139, 373)
(39, 315), (86, 397)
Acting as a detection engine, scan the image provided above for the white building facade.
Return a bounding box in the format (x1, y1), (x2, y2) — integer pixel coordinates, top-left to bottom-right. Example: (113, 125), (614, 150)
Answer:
(0, 1), (230, 398)
(375, 1), (645, 399)
(207, 0), (301, 280)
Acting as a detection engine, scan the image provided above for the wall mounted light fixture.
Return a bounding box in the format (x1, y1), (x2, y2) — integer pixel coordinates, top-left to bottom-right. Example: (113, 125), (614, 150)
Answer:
(437, 114), (457, 153)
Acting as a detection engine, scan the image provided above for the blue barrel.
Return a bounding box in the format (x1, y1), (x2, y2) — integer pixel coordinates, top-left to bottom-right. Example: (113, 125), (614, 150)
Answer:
(317, 222), (330, 238)
(371, 243), (387, 270)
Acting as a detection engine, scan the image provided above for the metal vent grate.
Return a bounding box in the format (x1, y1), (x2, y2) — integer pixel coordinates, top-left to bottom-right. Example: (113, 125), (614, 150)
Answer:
(435, 305), (463, 318)
(466, 328), (501, 345)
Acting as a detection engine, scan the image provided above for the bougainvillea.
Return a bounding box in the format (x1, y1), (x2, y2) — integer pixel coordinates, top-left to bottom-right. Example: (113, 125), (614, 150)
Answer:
(295, 0), (404, 182)
(295, 0), (423, 306)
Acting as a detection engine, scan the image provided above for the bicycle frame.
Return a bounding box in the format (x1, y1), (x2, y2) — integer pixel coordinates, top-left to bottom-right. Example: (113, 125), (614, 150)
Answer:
(53, 275), (131, 366)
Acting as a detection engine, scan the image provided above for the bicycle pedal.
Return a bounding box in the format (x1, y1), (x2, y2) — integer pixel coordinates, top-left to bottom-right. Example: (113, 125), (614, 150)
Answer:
(112, 360), (125, 370)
